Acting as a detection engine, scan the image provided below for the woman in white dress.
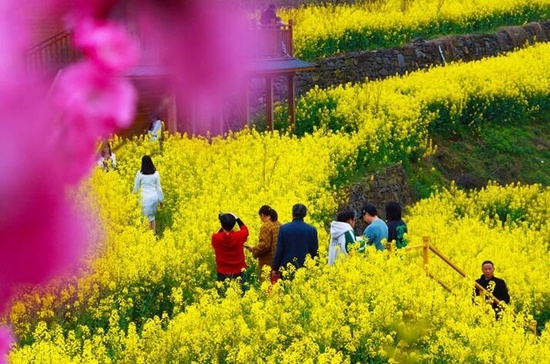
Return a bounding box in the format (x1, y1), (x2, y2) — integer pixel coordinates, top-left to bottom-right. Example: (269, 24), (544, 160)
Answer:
(133, 155), (164, 233)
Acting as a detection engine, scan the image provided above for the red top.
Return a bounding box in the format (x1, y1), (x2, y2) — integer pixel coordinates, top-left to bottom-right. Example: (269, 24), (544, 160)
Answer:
(211, 225), (249, 275)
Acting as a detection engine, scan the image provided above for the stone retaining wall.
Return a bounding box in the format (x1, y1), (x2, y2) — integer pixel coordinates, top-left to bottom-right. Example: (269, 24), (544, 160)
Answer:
(296, 21), (550, 93)
(336, 164), (414, 233)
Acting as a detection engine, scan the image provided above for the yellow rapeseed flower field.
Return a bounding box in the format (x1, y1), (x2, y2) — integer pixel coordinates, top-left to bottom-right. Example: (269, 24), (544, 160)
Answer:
(5, 29), (550, 364)
(6, 130), (550, 362)
(281, 0), (550, 60)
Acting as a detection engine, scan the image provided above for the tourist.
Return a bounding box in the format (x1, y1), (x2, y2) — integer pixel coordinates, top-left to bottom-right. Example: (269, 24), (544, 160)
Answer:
(132, 155), (164, 233)
(474, 260), (510, 317)
(361, 204), (388, 251)
(148, 115), (162, 141)
(97, 140), (116, 172)
(212, 213), (249, 286)
(271, 203), (318, 279)
(244, 205), (281, 281)
(328, 210), (357, 266)
(385, 201), (408, 249)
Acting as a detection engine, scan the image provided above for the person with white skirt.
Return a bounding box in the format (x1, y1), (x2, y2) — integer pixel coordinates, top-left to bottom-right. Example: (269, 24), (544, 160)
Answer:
(133, 155), (164, 234)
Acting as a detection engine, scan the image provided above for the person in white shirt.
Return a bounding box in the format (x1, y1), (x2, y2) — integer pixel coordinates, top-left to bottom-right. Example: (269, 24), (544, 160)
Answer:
(132, 155), (164, 233)
(328, 210), (357, 266)
(97, 141), (116, 172)
(148, 116), (163, 141)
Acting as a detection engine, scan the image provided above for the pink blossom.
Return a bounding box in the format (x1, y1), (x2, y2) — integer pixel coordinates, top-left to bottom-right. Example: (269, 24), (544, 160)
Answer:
(56, 61), (137, 130)
(0, 1), (31, 74)
(0, 0), (121, 317)
(74, 18), (139, 72)
(136, 0), (253, 135)
(0, 80), (85, 312)
(52, 61), (136, 182)
(46, 0), (117, 20)
(0, 326), (14, 364)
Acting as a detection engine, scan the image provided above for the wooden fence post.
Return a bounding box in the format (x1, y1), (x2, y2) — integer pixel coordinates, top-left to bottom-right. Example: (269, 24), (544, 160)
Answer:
(422, 236), (430, 268)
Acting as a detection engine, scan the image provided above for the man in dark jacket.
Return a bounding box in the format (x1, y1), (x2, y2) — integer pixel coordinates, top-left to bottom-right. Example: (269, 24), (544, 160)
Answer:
(475, 260), (510, 317)
(259, 4), (277, 25)
(271, 204), (318, 279)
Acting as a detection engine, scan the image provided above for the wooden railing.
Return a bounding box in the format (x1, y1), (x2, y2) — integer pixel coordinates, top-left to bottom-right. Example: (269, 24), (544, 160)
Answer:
(250, 20), (294, 59)
(26, 30), (77, 72)
(397, 236), (537, 334)
(27, 20), (296, 72)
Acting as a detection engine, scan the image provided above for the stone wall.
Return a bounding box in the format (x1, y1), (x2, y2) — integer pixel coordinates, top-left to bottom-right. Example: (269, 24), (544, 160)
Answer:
(296, 21), (550, 94)
(337, 164), (414, 233)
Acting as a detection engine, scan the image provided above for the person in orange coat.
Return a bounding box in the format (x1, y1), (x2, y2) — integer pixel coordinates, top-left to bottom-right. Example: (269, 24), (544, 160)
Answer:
(245, 205), (281, 281)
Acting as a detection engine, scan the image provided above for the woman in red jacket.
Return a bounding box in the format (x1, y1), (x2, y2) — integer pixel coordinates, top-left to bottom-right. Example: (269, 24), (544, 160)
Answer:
(211, 213), (249, 284)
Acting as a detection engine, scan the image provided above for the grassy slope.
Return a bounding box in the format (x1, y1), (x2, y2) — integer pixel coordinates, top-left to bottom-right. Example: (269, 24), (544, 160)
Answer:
(407, 116), (550, 198)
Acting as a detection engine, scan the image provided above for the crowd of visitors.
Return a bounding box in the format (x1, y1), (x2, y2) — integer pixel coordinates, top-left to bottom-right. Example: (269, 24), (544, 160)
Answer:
(100, 140), (506, 316)
(208, 200), (507, 316)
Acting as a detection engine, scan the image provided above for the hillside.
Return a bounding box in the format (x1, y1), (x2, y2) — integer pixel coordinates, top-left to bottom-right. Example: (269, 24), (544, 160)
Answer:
(4, 1), (550, 363)
(405, 115), (550, 200)
(429, 117), (550, 188)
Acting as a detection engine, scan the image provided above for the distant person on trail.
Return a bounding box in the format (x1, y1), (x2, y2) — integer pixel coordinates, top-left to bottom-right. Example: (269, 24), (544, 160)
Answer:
(148, 115), (162, 141)
(259, 3), (277, 25)
(474, 260), (510, 318)
(385, 201), (408, 249)
(97, 140), (116, 172)
(244, 205), (281, 281)
(212, 213), (249, 285)
(361, 204), (388, 251)
(328, 210), (357, 266)
(271, 203), (318, 280)
(132, 155), (164, 234)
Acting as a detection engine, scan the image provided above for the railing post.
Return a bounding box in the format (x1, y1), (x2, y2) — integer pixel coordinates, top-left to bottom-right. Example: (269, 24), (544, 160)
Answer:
(480, 290), (486, 304)
(422, 236), (430, 268)
(288, 19), (294, 57)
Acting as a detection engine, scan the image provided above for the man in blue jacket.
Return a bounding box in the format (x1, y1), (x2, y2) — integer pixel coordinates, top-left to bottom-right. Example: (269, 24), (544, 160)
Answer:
(271, 203), (318, 279)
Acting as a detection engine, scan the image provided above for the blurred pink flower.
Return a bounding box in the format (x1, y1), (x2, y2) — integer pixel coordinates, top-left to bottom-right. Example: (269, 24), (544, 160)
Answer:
(46, 0), (117, 20)
(0, 79), (85, 311)
(136, 0), (253, 135)
(0, 0), (127, 318)
(0, 326), (14, 364)
(0, 1), (30, 73)
(74, 18), (139, 72)
(53, 61), (136, 182)
(56, 61), (136, 130)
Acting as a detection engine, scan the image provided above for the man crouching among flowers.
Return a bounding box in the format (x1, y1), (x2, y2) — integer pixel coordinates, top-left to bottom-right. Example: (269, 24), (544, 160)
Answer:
(212, 213), (249, 291)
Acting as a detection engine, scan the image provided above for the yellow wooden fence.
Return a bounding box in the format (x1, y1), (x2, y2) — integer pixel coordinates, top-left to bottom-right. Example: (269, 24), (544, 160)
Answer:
(392, 236), (537, 335)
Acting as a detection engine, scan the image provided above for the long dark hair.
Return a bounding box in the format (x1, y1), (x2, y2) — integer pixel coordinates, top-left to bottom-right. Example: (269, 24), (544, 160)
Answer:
(385, 201), (402, 221)
(100, 140), (112, 157)
(140, 155), (156, 175)
(259, 205), (278, 222)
